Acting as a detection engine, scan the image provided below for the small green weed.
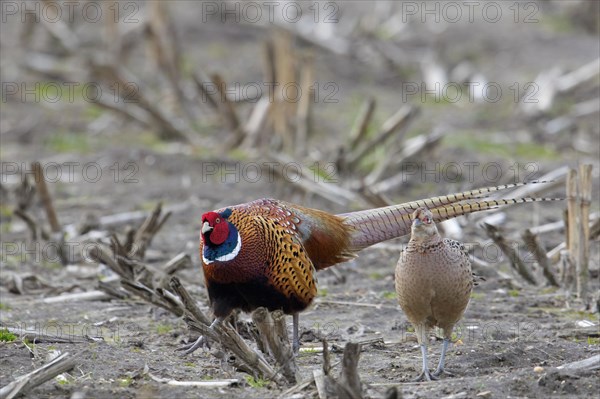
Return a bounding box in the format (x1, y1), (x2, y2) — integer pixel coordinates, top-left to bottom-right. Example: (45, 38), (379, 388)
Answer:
(382, 291), (396, 300)
(0, 328), (16, 342)
(155, 324), (172, 335)
(118, 376), (133, 388)
(245, 375), (268, 388)
(470, 292), (484, 300)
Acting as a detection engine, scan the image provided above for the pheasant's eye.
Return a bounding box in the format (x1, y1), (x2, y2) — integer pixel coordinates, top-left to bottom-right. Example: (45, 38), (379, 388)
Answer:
(423, 217), (431, 223)
(215, 218), (220, 223)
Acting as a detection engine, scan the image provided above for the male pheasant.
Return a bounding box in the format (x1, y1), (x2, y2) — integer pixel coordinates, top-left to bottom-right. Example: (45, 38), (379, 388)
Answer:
(395, 207), (473, 381)
(191, 182), (554, 354)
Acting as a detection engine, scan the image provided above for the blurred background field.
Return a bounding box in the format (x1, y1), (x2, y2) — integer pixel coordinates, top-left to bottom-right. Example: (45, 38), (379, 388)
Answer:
(0, 1), (599, 398)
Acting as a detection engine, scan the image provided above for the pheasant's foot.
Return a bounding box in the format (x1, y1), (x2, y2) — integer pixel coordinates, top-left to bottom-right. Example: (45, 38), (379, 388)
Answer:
(176, 335), (210, 357)
(176, 317), (223, 356)
(412, 369), (438, 382)
(432, 368), (454, 378)
(412, 343), (437, 382)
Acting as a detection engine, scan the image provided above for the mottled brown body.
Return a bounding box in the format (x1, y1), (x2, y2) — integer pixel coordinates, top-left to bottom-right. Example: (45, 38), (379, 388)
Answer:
(395, 207), (473, 380)
(395, 236), (472, 341)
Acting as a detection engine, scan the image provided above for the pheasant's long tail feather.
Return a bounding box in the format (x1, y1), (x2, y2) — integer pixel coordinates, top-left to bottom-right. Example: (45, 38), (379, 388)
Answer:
(340, 181), (561, 251)
(339, 181), (550, 221)
(430, 197), (562, 223)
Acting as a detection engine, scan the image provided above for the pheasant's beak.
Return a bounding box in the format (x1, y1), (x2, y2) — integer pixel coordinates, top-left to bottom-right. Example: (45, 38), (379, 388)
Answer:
(201, 221), (213, 234)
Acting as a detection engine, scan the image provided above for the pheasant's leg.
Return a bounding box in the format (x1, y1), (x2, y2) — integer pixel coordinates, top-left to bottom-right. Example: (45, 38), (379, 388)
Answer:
(292, 313), (300, 354)
(413, 344), (437, 381)
(177, 317), (223, 356)
(229, 312), (238, 333)
(433, 338), (453, 377)
(412, 325), (437, 381)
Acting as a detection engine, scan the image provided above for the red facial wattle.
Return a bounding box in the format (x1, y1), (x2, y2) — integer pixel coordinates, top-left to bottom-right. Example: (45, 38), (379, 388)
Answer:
(201, 212), (230, 245)
(210, 222), (229, 245)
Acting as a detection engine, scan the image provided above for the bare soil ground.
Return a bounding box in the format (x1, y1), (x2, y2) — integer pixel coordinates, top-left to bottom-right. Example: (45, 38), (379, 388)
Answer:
(1, 1), (599, 398)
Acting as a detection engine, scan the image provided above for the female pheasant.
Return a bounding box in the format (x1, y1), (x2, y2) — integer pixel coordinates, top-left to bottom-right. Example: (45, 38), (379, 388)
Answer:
(395, 207), (474, 381)
(192, 182), (554, 354)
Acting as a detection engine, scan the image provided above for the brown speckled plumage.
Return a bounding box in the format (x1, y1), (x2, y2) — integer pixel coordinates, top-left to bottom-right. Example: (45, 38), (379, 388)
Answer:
(395, 207), (473, 381)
